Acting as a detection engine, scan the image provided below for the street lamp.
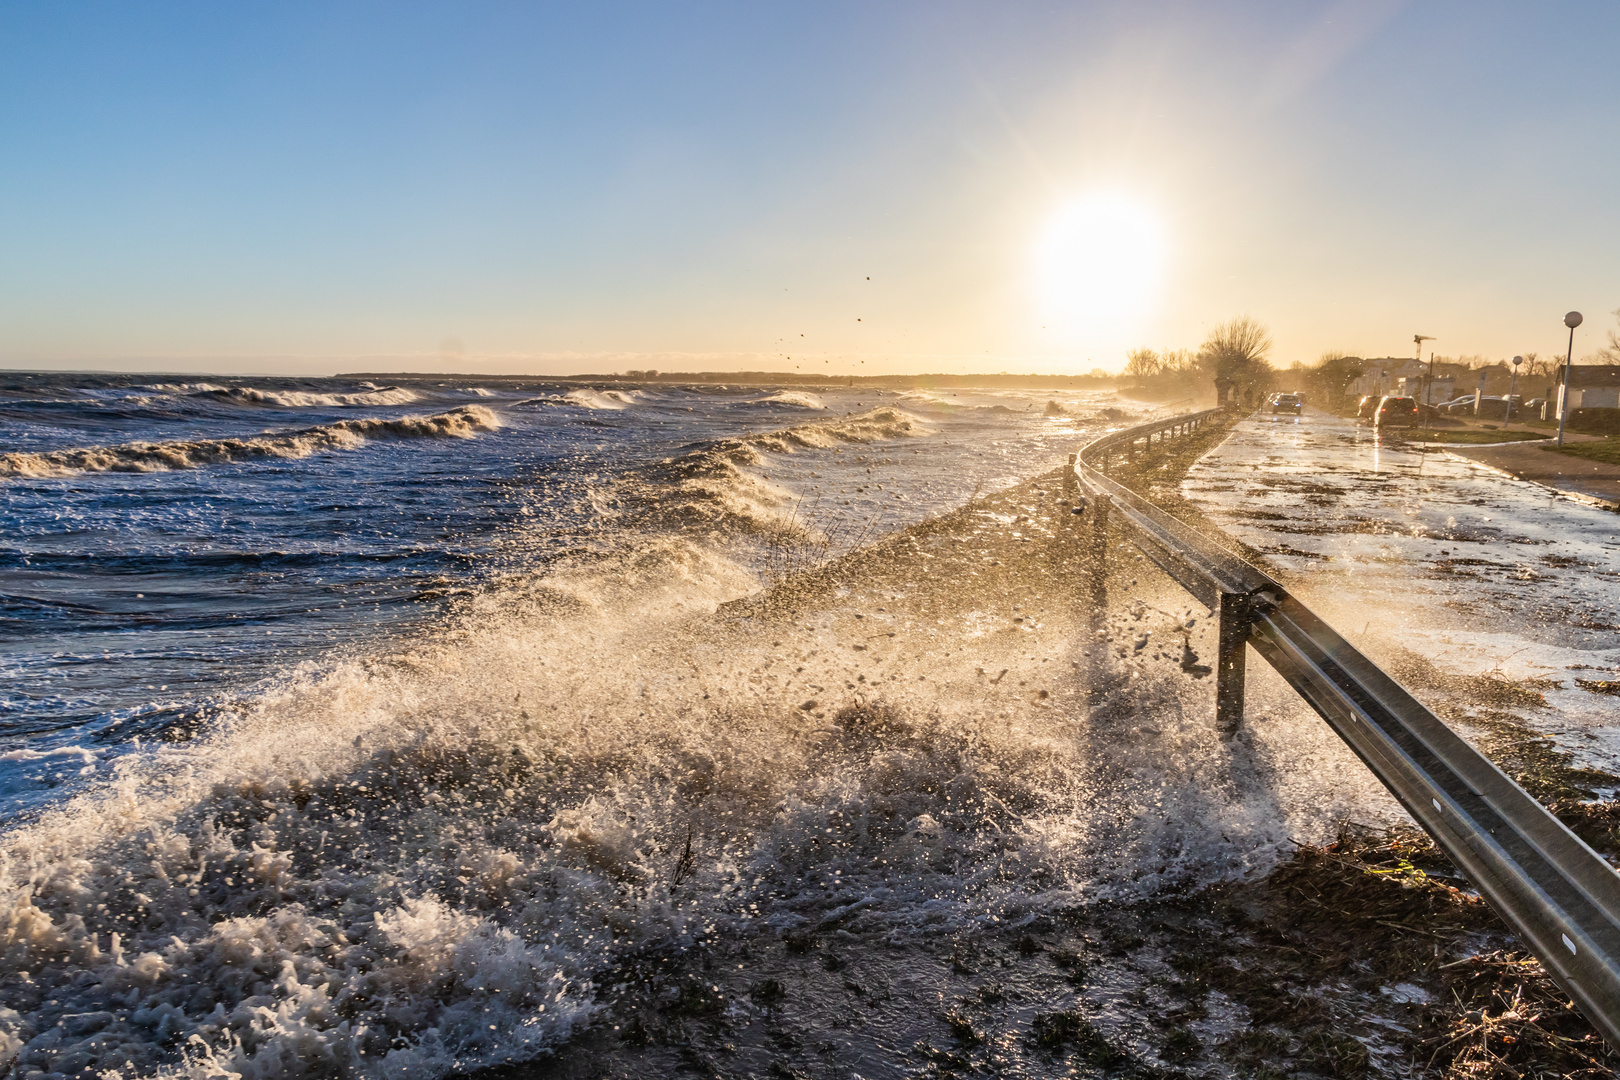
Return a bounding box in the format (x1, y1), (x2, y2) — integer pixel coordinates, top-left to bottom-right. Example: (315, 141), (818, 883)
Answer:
(1506, 355), (1522, 423)
(1557, 311), (1582, 448)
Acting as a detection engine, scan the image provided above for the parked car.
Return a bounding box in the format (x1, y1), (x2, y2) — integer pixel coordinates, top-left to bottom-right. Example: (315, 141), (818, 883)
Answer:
(1375, 396), (1420, 427)
(1356, 395), (1380, 419)
(1440, 394), (1478, 415)
(1474, 395), (1524, 420)
(1269, 392), (1303, 415)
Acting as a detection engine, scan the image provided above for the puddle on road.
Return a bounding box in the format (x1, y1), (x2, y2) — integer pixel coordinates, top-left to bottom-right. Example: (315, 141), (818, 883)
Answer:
(1186, 412), (1620, 779)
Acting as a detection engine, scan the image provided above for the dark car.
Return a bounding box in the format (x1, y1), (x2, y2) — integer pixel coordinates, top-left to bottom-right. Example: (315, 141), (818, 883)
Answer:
(1270, 392), (1303, 415)
(1356, 395), (1380, 419)
(1375, 395), (1420, 427)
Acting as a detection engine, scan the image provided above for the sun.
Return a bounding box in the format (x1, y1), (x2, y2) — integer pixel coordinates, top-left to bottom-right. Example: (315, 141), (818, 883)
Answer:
(1035, 194), (1166, 335)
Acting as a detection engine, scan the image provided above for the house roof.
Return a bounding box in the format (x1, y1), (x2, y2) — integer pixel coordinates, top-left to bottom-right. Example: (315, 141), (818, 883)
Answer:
(1566, 365), (1620, 388)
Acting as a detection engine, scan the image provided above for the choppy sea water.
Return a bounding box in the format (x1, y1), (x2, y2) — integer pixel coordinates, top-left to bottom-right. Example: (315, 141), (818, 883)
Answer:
(1, 376), (1099, 806)
(7, 374), (1388, 1078)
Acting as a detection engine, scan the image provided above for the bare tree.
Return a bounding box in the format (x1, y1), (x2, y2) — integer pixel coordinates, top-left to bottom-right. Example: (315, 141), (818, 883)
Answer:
(1198, 316), (1274, 404)
(1592, 307), (1620, 363)
(1160, 348), (1196, 373)
(1123, 348), (1162, 379)
(1198, 316), (1273, 373)
(1519, 352), (1554, 380)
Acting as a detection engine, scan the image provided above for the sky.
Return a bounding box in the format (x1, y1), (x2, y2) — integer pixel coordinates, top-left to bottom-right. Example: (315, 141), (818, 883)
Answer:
(2, 1), (1618, 376)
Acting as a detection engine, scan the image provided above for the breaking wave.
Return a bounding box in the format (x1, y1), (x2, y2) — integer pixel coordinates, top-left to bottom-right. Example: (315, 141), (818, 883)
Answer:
(602, 406), (933, 536)
(562, 389), (638, 410)
(198, 386), (423, 408)
(756, 390), (826, 410)
(134, 383), (232, 397)
(0, 406), (500, 479)
(745, 405), (926, 453)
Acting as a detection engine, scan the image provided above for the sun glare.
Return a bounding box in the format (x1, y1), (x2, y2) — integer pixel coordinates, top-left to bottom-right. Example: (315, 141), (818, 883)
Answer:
(1035, 194), (1166, 336)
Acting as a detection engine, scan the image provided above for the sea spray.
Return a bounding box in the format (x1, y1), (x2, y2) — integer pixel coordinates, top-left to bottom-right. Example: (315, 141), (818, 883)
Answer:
(0, 473), (1391, 1078)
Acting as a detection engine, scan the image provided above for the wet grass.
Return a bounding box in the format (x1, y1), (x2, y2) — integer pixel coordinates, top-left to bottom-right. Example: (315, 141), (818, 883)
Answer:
(1405, 428), (1550, 445)
(1116, 823), (1620, 1079)
(1550, 435), (1620, 466)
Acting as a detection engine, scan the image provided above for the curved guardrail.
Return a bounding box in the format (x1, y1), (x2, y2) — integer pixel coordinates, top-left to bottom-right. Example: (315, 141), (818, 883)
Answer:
(1073, 409), (1620, 1050)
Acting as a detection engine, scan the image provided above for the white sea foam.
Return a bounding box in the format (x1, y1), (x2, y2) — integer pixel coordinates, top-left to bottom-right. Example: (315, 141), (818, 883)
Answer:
(0, 746), (98, 765)
(745, 405), (929, 453)
(203, 386), (423, 408)
(462, 387), (496, 397)
(562, 389), (638, 410)
(600, 407), (933, 538)
(756, 391), (826, 410)
(136, 383), (232, 397)
(0, 406), (500, 479)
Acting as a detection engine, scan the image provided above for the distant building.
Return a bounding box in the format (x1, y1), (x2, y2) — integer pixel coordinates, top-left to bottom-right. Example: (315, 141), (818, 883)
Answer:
(1396, 375), (1453, 404)
(1350, 358), (1427, 399)
(1553, 365), (1620, 418)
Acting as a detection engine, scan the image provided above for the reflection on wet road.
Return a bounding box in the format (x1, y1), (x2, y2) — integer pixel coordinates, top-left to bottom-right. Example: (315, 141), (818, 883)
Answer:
(1186, 410), (1620, 776)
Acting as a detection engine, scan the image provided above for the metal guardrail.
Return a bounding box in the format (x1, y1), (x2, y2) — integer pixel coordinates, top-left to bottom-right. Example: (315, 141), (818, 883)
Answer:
(1071, 409), (1620, 1050)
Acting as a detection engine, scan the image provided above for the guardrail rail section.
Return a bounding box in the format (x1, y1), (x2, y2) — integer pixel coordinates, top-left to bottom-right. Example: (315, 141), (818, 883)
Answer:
(1072, 409), (1620, 1049)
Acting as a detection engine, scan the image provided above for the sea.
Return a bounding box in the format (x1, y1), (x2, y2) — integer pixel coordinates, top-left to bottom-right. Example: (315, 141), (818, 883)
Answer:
(13, 373), (1339, 1078)
(1, 374), (1104, 803)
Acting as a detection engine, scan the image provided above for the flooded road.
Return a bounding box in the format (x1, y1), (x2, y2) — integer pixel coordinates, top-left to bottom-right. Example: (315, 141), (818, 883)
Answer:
(1185, 410), (1620, 782)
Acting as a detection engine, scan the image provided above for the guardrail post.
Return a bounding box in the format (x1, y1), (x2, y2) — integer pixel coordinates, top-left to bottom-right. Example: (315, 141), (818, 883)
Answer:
(1216, 591), (1249, 736)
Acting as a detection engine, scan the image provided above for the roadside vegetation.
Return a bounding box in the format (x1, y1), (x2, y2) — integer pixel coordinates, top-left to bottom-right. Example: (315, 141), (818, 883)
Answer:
(1118, 316), (1276, 405)
(1406, 427), (1549, 444)
(1549, 435), (1620, 466)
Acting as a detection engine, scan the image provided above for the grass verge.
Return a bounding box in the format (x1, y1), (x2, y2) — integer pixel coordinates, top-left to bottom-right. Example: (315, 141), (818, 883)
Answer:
(1549, 436), (1620, 466)
(1407, 428), (1549, 444)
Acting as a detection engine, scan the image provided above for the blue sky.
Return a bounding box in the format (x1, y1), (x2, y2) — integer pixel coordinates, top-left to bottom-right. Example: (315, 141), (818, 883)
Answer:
(2, 1), (1617, 374)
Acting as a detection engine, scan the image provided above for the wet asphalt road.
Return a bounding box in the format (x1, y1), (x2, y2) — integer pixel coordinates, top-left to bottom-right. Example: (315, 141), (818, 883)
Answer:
(1184, 409), (1620, 776)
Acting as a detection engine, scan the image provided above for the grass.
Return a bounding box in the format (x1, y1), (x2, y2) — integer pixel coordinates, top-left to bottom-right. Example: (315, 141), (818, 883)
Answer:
(1406, 427), (1549, 444)
(1548, 436), (1620, 466)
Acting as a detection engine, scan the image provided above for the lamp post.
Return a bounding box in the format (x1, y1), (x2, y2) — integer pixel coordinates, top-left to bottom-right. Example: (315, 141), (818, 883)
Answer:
(1557, 312), (1582, 448)
(1506, 355), (1521, 423)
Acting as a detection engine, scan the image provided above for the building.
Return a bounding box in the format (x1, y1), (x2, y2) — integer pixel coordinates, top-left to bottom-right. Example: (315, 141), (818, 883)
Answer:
(1349, 357), (1425, 399)
(1551, 365), (1620, 421)
(1396, 375), (1453, 405)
